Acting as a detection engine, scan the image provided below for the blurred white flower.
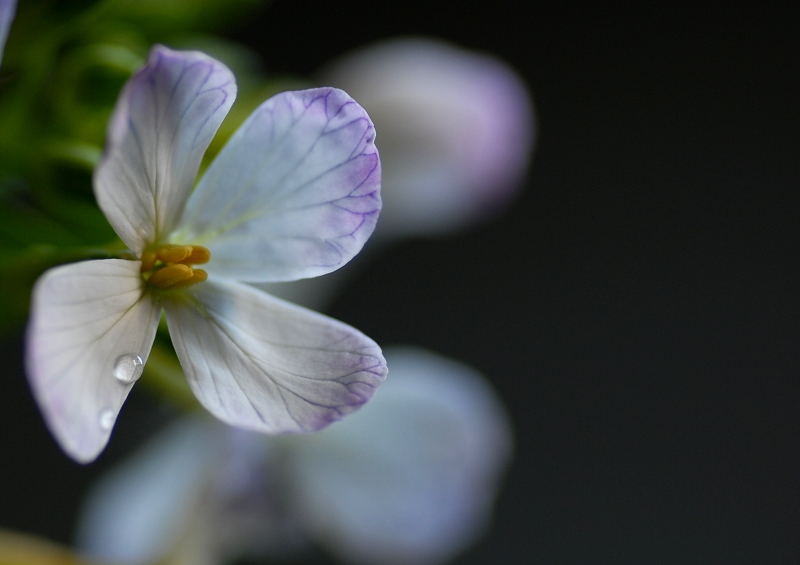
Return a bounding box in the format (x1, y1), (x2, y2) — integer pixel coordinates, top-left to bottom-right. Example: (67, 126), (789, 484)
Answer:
(77, 347), (513, 565)
(26, 45), (386, 463)
(0, 0), (15, 65)
(319, 37), (535, 238)
(288, 346), (513, 565)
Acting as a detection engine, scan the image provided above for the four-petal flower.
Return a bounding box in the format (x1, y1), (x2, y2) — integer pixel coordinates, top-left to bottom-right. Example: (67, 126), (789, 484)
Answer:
(25, 45), (387, 463)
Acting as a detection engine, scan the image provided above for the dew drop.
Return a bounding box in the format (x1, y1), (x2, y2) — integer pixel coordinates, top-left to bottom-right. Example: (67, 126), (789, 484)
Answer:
(99, 409), (115, 431)
(113, 354), (144, 384)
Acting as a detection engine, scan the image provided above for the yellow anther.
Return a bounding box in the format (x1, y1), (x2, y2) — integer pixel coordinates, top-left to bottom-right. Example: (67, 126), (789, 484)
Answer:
(181, 246), (211, 265)
(148, 264), (194, 288)
(173, 268), (208, 288)
(156, 244), (193, 264)
(141, 244), (211, 290)
(140, 251), (157, 273)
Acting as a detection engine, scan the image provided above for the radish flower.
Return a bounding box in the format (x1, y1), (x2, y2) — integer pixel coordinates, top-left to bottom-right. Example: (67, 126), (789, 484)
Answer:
(25, 45), (386, 463)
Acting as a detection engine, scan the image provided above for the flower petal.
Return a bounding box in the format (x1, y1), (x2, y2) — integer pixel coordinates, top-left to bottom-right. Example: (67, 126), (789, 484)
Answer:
(163, 279), (386, 433)
(174, 88), (381, 282)
(25, 260), (161, 463)
(94, 45), (236, 253)
(0, 0), (15, 65)
(287, 347), (513, 565)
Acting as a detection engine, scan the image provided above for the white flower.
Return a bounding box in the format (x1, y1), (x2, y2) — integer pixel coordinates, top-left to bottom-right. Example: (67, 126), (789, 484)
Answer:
(0, 0), (15, 65)
(77, 347), (513, 565)
(25, 45), (387, 463)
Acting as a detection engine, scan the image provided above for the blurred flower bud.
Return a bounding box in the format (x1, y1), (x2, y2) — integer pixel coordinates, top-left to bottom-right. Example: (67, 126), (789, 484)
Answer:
(319, 37), (535, 238)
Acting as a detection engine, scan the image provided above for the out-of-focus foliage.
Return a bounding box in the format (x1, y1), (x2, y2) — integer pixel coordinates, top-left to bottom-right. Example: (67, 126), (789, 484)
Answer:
(0, 528), (100, 564)
(98, 0), (265, 36)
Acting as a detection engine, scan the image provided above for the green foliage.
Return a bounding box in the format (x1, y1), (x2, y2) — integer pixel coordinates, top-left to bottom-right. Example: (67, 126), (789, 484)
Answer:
(100, 0), (266, 36)
(0, 0), (295, 334)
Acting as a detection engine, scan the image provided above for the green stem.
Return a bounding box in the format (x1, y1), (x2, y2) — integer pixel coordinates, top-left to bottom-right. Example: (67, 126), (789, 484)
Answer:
(141, 342), (200, 409)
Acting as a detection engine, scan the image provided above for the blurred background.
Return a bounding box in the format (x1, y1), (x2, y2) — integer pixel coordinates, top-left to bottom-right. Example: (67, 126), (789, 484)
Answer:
(2, 1), (799, 563)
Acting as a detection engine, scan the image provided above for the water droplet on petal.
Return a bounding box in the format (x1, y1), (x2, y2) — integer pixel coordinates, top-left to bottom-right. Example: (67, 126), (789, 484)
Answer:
(113, 354), (144, 384)
(99, 409), (115, 431)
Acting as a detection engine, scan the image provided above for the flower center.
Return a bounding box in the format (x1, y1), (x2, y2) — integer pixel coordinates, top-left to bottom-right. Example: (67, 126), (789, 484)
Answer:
(141, 244), (210, 289)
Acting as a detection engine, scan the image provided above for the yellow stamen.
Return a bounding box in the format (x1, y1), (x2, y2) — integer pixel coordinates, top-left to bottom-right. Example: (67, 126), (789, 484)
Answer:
(156, 244), (193, 264)
(148, 264), (194, 288)
(140, 251), (157, 273)
(174, 268), (208, 288)
(181, 246), (211, 265)
(141, 244), (211, 290)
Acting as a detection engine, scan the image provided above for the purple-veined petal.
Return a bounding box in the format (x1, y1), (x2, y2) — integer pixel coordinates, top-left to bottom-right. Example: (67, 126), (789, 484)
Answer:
(76, 416), (226, 565)
(25, 260), (161, 463)
(173, 88), (381, 283)
(320, 38), (534, 237)
(0, 0), (15, 65)
(287, 347), (513, 565)
(94, 45), (236, 253)
(163, 278), (386, 433)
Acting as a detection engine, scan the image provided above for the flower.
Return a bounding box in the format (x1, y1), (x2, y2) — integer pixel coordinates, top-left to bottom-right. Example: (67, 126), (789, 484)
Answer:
(25, 45), (387, 463)
(319, 37), (535, 238)
(0, 0), (15, 65)
(77, 347), (513, 565)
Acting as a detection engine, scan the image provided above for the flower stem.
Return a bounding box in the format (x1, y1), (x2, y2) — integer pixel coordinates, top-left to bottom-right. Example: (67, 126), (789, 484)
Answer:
(141, 342), (200, 410)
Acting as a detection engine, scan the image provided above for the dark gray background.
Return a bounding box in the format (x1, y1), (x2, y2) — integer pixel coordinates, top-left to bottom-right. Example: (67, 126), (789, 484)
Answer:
(2, 2), (799, 563)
